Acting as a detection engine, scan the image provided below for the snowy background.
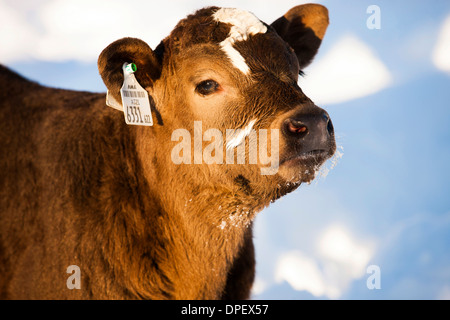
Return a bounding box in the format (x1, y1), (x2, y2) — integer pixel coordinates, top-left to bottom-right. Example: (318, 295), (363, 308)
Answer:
(2, 0), (449, 299)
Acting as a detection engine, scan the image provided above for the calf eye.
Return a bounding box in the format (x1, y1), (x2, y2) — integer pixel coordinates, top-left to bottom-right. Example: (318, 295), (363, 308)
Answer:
(195, 80), (220, 96)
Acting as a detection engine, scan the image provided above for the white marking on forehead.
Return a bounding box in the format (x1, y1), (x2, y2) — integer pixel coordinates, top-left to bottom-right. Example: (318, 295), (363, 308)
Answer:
(226, 119), (257, 150)
(213, 8), (267, 74)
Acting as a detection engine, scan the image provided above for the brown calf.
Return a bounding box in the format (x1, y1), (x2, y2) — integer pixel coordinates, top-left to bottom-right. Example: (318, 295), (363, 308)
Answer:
(0, 5), (335, 299)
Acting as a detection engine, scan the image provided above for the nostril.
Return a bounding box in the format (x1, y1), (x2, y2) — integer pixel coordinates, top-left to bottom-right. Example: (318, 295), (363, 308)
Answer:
(326, 118), (334, 136)
(322, 113), (334, 136)
(289, 122), (307, 133)
(286, 119), (308, 137)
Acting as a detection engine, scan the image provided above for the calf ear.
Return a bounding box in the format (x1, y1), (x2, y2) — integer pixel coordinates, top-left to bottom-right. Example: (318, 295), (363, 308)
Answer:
(98, 37), (162, 104)
(271, 4), (329, 69)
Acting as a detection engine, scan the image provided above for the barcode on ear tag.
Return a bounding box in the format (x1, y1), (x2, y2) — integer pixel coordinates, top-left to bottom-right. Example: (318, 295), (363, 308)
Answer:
(120, 63), (153, 126)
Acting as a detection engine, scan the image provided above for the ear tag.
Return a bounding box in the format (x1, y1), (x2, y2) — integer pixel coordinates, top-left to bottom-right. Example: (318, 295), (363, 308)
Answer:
(106, 90), (123, 111)
(120, 62), (153, 126)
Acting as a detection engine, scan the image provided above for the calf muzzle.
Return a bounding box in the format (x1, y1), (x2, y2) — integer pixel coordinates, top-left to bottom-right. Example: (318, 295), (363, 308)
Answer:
(282, 106), (335, 159)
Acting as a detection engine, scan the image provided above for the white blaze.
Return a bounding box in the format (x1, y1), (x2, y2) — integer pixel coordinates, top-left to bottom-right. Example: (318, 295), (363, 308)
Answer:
(213, 8), (267, 74)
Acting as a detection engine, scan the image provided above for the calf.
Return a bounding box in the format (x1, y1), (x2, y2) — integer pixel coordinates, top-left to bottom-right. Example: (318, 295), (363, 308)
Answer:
(0, 4), (335, 299)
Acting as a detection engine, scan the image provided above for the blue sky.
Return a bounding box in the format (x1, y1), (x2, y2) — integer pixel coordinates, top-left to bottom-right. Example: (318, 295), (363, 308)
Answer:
(2, 0), (449, 299)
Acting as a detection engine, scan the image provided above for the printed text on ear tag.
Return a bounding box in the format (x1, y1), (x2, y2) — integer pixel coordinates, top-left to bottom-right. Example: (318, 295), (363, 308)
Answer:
(120, 63), (153, 126)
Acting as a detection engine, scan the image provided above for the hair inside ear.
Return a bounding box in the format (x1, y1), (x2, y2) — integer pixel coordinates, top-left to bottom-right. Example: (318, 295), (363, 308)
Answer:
(271, 4), (329, 69)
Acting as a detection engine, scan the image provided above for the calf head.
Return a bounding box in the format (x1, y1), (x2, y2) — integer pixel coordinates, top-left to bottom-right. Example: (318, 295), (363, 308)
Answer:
(98, 4), (336, 212)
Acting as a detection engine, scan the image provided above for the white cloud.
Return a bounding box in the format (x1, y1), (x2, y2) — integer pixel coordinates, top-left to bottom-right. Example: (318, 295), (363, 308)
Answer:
(0, 0), (315, 63)
(0, 0), (195, 63)
(0, 1), (39, 62)
(35, 0), (193, 62)
(275, 251), (331, 298)
(251, 277), (268, 296)
(318, 225), (372, 278)
(300, 35), (392, 106)
(432, 15), (450, 74)
(274, 225), (374, 299)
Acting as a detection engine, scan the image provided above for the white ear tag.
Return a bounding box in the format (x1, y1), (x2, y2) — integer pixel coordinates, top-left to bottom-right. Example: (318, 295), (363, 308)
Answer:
(120, 63), (153, 126)
(106, 90), (123, 111)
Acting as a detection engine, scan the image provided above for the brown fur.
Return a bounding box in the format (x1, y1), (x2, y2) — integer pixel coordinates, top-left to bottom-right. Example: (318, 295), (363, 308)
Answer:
(0, 5), (333, 299)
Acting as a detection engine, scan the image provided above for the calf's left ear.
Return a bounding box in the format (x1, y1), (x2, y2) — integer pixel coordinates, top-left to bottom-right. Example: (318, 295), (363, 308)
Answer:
(98, 37), (162, 105)
(271, 4), (329, 69)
